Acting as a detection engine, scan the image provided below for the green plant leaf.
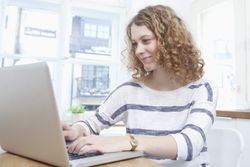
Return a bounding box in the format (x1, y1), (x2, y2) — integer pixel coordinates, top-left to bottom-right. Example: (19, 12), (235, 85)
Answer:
(68, 104), (85, 114)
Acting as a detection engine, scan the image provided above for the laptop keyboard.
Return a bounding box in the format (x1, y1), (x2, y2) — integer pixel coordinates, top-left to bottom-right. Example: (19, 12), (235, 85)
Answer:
(68, 152), (103, 160)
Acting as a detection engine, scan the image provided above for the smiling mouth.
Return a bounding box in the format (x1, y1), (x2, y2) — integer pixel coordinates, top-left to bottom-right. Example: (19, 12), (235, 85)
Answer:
(141, 57), (152, 63)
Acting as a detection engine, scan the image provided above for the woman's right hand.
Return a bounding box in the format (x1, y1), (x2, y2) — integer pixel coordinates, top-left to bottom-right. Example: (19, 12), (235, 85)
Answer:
(62, 122), (85, 141)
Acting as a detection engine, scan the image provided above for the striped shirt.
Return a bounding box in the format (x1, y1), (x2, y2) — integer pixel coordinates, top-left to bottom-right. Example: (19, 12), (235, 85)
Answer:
(79, 78), (218, 167)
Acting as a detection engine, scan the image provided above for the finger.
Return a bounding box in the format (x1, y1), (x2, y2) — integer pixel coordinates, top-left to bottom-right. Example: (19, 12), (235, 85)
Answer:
(62, 122), (71, 130)
(63, 131), (74, 141)
(68, 138), (86, 154)
(77, 145), (88, 155)
(78, 145), (100, 155)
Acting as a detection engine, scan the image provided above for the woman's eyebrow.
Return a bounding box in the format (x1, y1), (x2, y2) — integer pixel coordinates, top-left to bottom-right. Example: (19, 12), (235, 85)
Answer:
(132, 35), (154, 41)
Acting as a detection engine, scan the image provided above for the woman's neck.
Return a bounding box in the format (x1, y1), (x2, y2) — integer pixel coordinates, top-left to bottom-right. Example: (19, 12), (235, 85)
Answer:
(144, 68), (182, 91)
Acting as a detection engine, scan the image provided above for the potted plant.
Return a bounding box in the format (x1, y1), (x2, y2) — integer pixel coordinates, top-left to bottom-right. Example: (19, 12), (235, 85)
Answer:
(68, 104), (86, 122)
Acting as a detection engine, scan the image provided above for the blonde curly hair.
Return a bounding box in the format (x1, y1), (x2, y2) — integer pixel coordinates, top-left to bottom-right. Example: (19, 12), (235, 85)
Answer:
(125, 5), (204, 85)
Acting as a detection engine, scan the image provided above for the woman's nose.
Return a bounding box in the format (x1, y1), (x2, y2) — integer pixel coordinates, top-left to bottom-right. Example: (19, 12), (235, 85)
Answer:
(135, 43), (145, 55)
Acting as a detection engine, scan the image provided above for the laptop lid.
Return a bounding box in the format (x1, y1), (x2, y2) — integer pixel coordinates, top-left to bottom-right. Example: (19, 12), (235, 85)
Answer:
(0, 62), (69, 166)
(0, 62), (143, 167)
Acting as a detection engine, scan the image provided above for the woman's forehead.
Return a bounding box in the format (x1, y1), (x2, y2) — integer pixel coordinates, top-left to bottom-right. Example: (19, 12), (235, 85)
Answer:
(130, 24), (154, 40)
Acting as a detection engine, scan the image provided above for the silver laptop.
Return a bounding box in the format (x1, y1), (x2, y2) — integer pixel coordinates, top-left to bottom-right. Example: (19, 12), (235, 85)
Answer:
(0, 62), (143, 167)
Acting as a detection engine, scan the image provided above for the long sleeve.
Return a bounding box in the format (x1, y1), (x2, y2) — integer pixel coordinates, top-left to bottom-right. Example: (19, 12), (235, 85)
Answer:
(171, 81), (218, 161)
(79, 81), (141, 134)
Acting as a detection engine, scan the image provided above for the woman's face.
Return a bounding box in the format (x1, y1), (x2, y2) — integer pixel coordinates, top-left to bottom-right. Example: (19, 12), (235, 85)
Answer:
(130, 24), (157, 72)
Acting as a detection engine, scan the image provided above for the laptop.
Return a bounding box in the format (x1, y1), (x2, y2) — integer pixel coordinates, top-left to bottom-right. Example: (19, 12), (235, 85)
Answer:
(0, 62), (143, 167)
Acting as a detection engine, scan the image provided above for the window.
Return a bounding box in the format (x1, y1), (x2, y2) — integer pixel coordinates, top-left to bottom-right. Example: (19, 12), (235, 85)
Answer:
(0, 0), (126, 116)
(2, 6), (59, 58)
(71, 64), (110, 110)
(97, 25), (110, 39)
(0, 1), (61, 95)
(72, 64), (110, 97)
(84, 23), (97, 38)
(200, 1), (235, 109)
(191, 0), (250, 110)
(70, 16), (112, 55)
(69, 8), (119, 111)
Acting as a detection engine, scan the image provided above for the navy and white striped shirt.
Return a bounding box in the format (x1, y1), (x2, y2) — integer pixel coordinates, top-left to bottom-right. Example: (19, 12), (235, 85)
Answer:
(79, 78), (218, 167)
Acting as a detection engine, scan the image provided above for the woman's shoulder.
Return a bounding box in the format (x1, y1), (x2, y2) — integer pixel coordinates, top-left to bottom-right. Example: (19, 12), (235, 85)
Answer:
(187, 78), (218, 99)
(103, 80), (143, 103)
(112, 79), (143, 93)
(116, 79), (143, 88)
(188, 78), (217, 88)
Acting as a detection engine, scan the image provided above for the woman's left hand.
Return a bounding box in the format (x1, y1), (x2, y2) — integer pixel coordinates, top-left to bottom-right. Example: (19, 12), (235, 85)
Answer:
(67, 135), (130, 155)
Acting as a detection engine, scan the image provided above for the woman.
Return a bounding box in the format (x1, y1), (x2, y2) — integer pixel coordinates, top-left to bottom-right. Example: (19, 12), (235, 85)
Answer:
(63, 5), (218, 167)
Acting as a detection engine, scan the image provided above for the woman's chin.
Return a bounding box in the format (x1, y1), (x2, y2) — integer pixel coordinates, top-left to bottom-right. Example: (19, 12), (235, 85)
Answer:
(144, 65), (154, 72)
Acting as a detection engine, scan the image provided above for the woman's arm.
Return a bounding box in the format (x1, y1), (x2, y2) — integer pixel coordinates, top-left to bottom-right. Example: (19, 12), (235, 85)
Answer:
(63, 82), (138, 141)
(136, 135), (177, 159)
(68, 134), (177, 160)
(69, 82), (138, 136)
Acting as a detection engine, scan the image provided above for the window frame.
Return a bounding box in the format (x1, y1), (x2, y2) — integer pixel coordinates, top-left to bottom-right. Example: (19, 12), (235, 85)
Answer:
(0, 0), (127, 115)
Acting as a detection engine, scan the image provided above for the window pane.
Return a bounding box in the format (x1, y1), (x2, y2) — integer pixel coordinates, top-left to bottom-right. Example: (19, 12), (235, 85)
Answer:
(97, 25), (109, 39)
(3, 6), (59, 57)
(84, 23), (97, 38)
(70, 16), (112, 55)
(71, 64), (110, 111)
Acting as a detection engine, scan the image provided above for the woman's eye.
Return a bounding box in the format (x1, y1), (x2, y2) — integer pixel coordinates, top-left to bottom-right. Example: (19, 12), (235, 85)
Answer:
(142, 39), (151, 44)
(132, 42), (137, 48)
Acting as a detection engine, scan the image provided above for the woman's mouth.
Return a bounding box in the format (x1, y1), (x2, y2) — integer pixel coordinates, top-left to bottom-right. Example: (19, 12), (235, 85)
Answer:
(141, 56), (152, 64)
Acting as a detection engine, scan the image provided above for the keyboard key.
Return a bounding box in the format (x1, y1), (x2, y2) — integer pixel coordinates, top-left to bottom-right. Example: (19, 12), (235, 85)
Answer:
(68, 152), (102, 160)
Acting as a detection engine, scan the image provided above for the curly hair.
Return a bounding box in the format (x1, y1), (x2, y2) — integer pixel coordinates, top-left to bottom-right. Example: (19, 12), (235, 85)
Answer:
(125, 5), (204, 85)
